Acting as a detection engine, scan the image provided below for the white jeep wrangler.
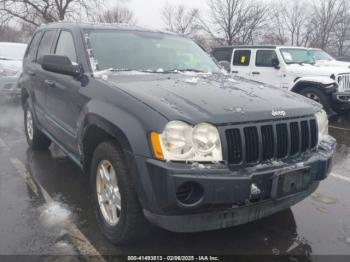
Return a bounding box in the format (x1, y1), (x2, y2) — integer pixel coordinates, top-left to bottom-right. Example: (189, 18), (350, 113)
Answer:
(212, 46), (350, 114)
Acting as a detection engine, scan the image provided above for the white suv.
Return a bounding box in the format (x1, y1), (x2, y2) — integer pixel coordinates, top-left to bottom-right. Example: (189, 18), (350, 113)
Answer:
(212, 46), (350, 114)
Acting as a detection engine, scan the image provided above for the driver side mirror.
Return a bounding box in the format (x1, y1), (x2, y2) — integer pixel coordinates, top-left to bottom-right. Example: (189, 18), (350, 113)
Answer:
(272, 58), (280, 69)
(41, 55), (81, 77)
(219, 60), (231, 72)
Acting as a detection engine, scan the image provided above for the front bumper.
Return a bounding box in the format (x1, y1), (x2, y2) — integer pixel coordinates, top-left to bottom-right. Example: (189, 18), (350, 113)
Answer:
(332, 91), (350, 103)
(138, 137), (336, 233)
(0, 76), (20, 96)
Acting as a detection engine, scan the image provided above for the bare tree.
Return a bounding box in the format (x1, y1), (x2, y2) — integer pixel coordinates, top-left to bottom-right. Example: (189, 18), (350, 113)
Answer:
(283, 1), (310, 46)
(308, 0), (343, 49)
(333, 0), (350, 56)
(263, 4), (288, 45)
(0, 24), (22, 42)
(0, 0), (102, 26)
(96, 5), (135, 24)
(264, 0), (311, 46)
(161, 4), (201, 36)
(202, 0), (268, 45)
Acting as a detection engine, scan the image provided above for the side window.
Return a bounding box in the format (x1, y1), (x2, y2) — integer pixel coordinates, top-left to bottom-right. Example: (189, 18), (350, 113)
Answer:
(25, 32), (42, 62)
(233, 50), (251, 66)
(256, 50), (278, 67)
(55, 31), (77, 63)
(36, 30), (57, 64)
(213, 49), (232, 62)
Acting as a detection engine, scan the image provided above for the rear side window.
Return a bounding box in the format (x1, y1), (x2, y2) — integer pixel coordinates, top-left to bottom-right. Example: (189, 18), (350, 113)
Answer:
(55, 31), (77, 63)
(26, 32), (42, 62)
(213, 49), (232, 62)
(233, 50), (251, 66)
(256, 50), (278, 67)
(36, 30), (57, 64)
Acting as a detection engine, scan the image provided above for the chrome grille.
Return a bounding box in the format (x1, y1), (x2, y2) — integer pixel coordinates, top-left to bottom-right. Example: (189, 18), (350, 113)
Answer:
(338, 74), (350, 92)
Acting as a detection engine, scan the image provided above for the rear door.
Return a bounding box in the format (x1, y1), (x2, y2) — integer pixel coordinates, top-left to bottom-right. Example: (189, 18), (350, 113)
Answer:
(231, 49), (252, 79)
(44, 30), (84, 153)
(250, 49), (283, 87)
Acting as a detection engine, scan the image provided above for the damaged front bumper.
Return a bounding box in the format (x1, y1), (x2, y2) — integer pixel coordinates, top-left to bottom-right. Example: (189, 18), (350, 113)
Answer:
(141, 136), (336, 233)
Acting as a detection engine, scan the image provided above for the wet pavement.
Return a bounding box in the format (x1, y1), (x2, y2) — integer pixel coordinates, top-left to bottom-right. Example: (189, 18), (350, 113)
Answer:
(0, 99), (350, 260)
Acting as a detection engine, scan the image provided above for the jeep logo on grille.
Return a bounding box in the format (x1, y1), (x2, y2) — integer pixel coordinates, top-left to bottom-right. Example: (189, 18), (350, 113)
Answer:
(272, 110), (286, 117)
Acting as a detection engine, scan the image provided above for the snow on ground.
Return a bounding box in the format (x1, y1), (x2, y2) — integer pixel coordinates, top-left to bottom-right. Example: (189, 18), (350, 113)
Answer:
(39, 202), (72, 228)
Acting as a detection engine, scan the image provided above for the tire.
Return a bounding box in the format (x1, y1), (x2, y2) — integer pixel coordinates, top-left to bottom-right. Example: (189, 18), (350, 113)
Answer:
(90, 141), (151, 244)
(299, 87), (332, 114)
(24, 102), (51, 150)
(333, 104), (350, 115)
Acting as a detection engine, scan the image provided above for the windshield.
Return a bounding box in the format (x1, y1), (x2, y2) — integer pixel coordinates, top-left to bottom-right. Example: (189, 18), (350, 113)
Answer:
(86, 30), (221, 73)
(0, 43), (27, 60)
(308, 49), (334, 61)
(280, 48), (315, 65)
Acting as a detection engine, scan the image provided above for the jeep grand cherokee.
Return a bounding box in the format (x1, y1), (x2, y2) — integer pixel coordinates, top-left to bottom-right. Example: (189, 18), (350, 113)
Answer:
(19, 23), (336, 244)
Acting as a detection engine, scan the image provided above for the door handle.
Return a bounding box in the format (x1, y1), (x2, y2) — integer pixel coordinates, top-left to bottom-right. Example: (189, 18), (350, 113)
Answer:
(252, 72), (260, 75)
(45, 80), (56, 88)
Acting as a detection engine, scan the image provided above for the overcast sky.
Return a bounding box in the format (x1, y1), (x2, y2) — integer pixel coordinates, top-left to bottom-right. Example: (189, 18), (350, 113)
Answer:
(108, 0), (207, 29)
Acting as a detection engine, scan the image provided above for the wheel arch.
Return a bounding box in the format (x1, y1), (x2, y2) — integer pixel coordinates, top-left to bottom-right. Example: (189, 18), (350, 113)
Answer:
(291, 80), (323, 94)
(79, 113), (134, 172)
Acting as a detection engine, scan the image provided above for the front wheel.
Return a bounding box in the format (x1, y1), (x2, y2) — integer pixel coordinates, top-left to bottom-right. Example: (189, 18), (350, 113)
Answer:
(24, 102), (51, 150)
(90, 141), (151, 244)
(333, 103), (350, 115)
(299, 87), (332, 114)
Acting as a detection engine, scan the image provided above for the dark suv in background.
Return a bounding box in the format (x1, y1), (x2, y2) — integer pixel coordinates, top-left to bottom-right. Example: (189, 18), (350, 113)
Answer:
(19, 23), (336, 244)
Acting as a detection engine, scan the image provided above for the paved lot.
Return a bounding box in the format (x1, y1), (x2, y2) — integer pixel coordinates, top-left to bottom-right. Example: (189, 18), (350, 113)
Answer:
(0, 99), (350, 260)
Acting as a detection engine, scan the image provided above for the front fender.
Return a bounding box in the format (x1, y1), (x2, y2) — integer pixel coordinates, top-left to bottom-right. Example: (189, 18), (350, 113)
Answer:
(292, 77), (337, 94)
(76, 100), (167, 211)
(77, 100), (158, 158)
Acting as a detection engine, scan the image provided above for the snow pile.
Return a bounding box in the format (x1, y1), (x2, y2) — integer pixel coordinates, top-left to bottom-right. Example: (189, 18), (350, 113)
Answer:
(185, 77), (199, 84)
(39, 202), (72, 228)
(227, 78), (237, 83)
(54, 241), (77, 255)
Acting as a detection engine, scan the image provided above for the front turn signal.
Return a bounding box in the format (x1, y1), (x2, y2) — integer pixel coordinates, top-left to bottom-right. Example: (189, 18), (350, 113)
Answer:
(150, 132), (164, 161)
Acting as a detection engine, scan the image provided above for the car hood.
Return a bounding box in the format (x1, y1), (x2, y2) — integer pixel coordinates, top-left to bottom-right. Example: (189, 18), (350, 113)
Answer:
(106, 73), (320, 125)
(287, 63), (350, 77)
(314, 59), (350, 68)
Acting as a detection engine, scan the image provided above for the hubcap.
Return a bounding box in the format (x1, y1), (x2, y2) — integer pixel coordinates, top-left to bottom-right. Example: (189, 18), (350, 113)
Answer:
(305, 93), (321, 104)
(96, 160), (121, 226)
(26, 110), (34, 141)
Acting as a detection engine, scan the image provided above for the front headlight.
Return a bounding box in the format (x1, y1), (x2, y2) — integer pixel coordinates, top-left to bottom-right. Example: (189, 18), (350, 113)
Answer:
(150, 121), (223, 162)
(315, 110), (328, 143)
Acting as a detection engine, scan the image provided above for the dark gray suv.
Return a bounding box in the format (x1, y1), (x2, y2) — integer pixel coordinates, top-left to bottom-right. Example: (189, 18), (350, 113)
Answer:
(19, 23), (336, 244)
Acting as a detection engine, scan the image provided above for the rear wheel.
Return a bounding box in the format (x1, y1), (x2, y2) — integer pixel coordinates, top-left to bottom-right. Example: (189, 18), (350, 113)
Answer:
(299, 87), (332, 114)
(90, 141), (151, 244)
(24, 102), (51, 150)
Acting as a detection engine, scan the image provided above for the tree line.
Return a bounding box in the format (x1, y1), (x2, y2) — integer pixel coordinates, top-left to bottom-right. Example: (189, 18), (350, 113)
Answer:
(1, 0), (350, 56)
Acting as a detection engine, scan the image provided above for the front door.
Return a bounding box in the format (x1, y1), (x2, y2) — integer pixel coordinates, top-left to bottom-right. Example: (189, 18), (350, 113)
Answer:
(44, 30), (84, 154)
